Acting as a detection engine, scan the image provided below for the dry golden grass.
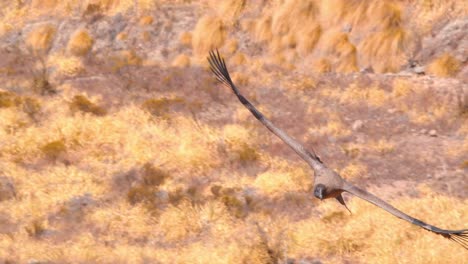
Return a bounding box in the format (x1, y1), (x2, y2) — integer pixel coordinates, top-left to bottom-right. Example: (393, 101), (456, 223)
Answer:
(67, 29), (94, 56)
(312, 58), (332, 73)
(171, 54), (191, 68)
(192, 15), (226, 56)
(69, 95), (107, 116)
(138, 15), (154, 26)
(25, 24), (56, 54)
(322, 31), (358, 73)
(340, 83), (389, 107)
(427, 53), (461, 77)
(290, 193), (468, 263)
(340, 162), (368, 180)
(179, 31), (192, 47)
(358, 2), (414, 73)
(1, 1), (467, 263)
(48, 54), (85, 76)
(210, 0), (246, 23)
(225, 38), (239, 54)
(230, 52), (247, 66)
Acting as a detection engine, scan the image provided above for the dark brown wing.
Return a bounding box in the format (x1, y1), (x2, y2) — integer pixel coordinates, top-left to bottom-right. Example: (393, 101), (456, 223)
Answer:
(344, 182), (468, 249)
(207, 50), (323, 171)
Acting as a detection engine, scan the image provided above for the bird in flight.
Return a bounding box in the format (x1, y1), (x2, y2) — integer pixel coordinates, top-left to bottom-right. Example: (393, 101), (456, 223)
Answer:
(207, 50), (467, 249)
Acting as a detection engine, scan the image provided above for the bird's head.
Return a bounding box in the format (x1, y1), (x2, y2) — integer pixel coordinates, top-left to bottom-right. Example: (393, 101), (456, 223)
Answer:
(313, 184), (326, 200)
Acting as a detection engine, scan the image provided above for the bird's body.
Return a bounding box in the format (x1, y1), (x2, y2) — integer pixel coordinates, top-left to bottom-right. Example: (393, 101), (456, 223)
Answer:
(207, 50), (468, 249)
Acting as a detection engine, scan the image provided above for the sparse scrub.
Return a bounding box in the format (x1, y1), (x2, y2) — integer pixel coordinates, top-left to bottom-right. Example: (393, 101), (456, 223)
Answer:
(21, 97), (42, 121)
(179, 31), (192, 47)
(41, 139), (66, 161)
(67, 29), (94, 56)
(312, 58), (332, 73)
(25, 24), (56, 55)
(322, 31), (358, 73)
(225, 39), (239, 54)
(340, 163), (368, 179)
(192, 15), (226, 56)
(49, 54), (85, 77)
(142, 97), (184, 117)
(172, 54), (190, 68)
(427, 53), (461, 77)
(0, 91), (20, 108)
(230, 52), (246, 65)
(223, 124), (258, 163)
(69, 95), (107, 116)
(142, 163), (170, 186)
(359, 2), (414, 73)
(139, 15), (154, 26)
(211, 0), (246, 22)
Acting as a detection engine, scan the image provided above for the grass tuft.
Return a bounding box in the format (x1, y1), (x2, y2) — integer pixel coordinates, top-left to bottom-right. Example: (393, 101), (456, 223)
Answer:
(192, 15), (226, 56)
(41, 139), (66, 161)
(427, 53), (461, 77)
(26, 24), (56, 55)
(69, 95), (107, 116)
(67, 29), (94, 56)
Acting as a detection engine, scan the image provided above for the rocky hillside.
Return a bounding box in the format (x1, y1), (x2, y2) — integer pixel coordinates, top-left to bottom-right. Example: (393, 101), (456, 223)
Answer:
(0, 1), (467, 263)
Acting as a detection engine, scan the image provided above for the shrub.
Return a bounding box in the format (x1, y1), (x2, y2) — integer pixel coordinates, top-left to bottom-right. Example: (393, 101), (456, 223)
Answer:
(172, 54), (190, 68)
(67, 29), (94, 56)
(427, 53), (461, 77)
(26, 24), (56, 55)
(41, 139), (66, 161)
(192, 16), (226, 55)
(69, 95), (107, 116)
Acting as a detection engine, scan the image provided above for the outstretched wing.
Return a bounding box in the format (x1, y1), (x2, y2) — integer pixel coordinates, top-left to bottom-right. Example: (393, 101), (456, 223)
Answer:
(207, 50), (323, 171)
(344, 182), (468, 249)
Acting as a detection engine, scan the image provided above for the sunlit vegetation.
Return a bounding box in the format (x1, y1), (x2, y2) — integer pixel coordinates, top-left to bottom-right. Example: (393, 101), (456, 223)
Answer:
(427, 53), (461, 77)
(0, 0), (466, 263)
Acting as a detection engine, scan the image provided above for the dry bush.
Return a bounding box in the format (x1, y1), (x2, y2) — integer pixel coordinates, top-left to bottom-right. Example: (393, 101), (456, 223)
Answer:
(369, 139), (395, 154)
(69, 95), (107, 116)
(0, 91), (20, 108)
(25, 24), (56, 54)
(254, 14), (273, 43)
(359, 2), (414, 73)
(41, 139), (66, 161)
(142, 97), (184, 117)
(179, 31), (192, 47)
(49, 54), (85, 77)
(172, 54), (190, 68)
(67, 29), (94, 56)
(392, 78), (414, 97)
(340, 83), (389, 107)
(290, 192), (468, 262)
(139, 15), (154, 26)
(112, 50), (143, 71)
(321, 31), (358, 73)
(254, 162), (310, 196)
(210, 0), (246, 22)
(223, 124), (258, 163)
(225, 38), (239, 54)
(427, 53), (461, 77)
(312, 58), (332, 73)
(192, 15), (226, 56)
(230, 52), (246, 65)
(254, 0), (322, 56)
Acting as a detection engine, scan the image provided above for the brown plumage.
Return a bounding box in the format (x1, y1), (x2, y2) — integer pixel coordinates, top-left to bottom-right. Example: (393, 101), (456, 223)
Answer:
(207, 50), (468, 249)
